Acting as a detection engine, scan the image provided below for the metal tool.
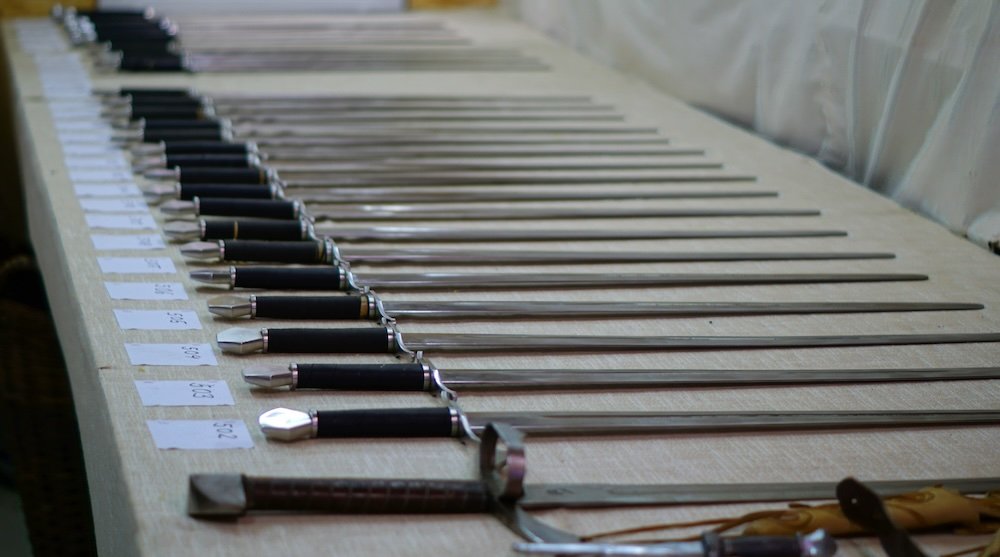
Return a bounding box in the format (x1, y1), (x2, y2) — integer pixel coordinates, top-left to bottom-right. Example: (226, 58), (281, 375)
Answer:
(836, 478), (929, 557)
(207, 293), (981, 322)
(189, 266), (929, 292)
(255, 406), (1000, 442)
(164, 218), (847, 243)
(216, 326), (1000, 356)
(180, 239), (891, 266)
(241, 362), (1000, 397)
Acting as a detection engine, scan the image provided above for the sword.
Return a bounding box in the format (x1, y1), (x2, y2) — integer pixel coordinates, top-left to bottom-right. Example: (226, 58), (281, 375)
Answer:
(165, 218), (847, 243)
(215, 326), (1000, 356)
(189, 265), (929, 292)
(207, 293), (981, 322)
(255, 405), (1000, 442)
(180, 239), (891, 266)
(240, 362), (1000, 396)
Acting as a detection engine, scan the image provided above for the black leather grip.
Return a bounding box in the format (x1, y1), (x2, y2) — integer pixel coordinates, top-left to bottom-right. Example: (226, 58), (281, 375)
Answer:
(296, 363), (428, 391)
(315, 407), (454, 437)
(233, 267), (344, 291)
(255, 296), (365, 320)
(142, 128), (225, 142)
(267, 327), (393, 354)
(166, 154), (251, 168)
(196, 198), (297, 218)
(721, 535), (805, 557)
(120, 87), (192, 98)
(119, 53), (185, 72)
(130, 106), (203, 120)
(130, 97), (202, 110)
(142, 119), (221, 130)
(243, 476), (489, 514)
(163, 141), (249, 155)
(222, 240), (326, 264)
(203, 219), (307, 241)
(178, 167), (267, 185)
(181, 185), (275, 201)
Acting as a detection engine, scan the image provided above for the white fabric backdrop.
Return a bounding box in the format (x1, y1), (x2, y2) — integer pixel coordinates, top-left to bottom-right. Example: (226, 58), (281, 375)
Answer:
(505, 0), (1000, 250)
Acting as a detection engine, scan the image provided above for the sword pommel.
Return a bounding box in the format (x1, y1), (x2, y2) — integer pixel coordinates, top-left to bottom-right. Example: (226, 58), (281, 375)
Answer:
(208, 295), (253, 318)
(160, 199), (196, 215)
(258, 408), (316, 441)
(187, 474), (247, 519)
(217, 327), (265, 354)
(243, 365), (294, 389)
(180, 241), (222, 261)
(162, 220), (201, 241)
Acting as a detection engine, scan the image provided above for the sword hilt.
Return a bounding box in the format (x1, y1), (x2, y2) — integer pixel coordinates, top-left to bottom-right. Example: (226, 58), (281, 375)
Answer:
(296, 363), (429, 390)
(176, 166), (270, 185)
(164, 153), (254, 168)
(266, 327), (394, 353)
(221, 239), (329, 264)
(141, 127), (227, 142)
(195, 198), (298, 217)
(180, 184), (277, 201)
(161, 140), (252, 155)
(254, 296), (369, 320)
(202, 219), (310, 241)
(314, 407), (456, 438)
(232, 266), (346, 290)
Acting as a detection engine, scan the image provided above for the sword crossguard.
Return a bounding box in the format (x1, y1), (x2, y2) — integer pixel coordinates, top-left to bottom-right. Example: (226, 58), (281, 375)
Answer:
(480, 422), (527, 501)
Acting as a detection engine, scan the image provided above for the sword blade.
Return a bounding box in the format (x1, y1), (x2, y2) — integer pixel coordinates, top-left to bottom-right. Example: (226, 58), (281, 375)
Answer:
(215, 111), (628, 124)
(354, 272), (928, 290)
(252, 135), (673, 147)
(339, 248), (890, 264)
(518, 477), (1000, 509)
(324, 227), (846, 243)
(297, 189), (775, 205)
(270, 159), (723, 173)
(316, 207), (810, 221)
(261, 145), (703, 160)
(381, 301), (980, 320)
(464, 410), (1000, 437)
(440, 367), (1000, 391)
(401, 332), (1000, 353)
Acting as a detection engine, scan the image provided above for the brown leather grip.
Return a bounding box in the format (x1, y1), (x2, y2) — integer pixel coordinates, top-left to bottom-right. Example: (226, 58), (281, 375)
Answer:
(243, 477), (492, 514)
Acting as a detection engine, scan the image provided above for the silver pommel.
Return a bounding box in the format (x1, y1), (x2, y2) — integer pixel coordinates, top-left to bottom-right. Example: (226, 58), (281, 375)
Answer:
(258, 408), (317, 442)
(208, 295), (254, 318)
(217, 327), (265, 354)
(242, 365), (296, 389)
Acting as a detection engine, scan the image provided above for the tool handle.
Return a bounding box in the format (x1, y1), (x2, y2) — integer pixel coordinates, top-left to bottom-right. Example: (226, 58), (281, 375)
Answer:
(141, 119), (220, 131)
(119, 53), (185, 72)
(243, 476), (489, 514)
(178, 167), (267, 185)
(203, 219), (307, 241)
(195, 198), (297, 218)
(721, 535), (807, 557)
(130, 106), (202, 120)
(315, 407), (454, 437)
(267, 327), (392, 354)
(256, 296), (366, 320)
(142, 127), (225, 142)
(120, 87), (193, 98)
(296, 363), (429, 391)
(233, 267), (344, 291)
(130, 97), (202, 110)
(162, 141), (250, 155)
(181, 185), (275, 201)
(166, 154), (251, 168)
(222, 240), (326, 264)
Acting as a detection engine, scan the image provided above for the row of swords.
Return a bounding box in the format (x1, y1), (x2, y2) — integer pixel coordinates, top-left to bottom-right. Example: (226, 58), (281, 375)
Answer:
(74, 80), (1000, 555)
(54, 7), (547, 72)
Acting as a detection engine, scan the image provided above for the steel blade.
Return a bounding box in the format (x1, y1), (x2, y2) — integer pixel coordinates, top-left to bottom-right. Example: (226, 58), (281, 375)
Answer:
(517, 477), (1000, 509)
(400, 332), (1000, 353)
(313, 207), (811, 221)
(323, 227), (846, 242)
(338, 248), (890, 265)
(463, 410), (1000, 437)
(236, 125), (663, 137)
(266, 159), (723, 174)
(251, 135), (673, 147)
(354, 272), (928, 290)
(284, 174), (757, 188)
(260, 145), (700, 160)
(296, 189), (776, 205)
(204, 111), (629, 124)
(439, 367), (1000, 391)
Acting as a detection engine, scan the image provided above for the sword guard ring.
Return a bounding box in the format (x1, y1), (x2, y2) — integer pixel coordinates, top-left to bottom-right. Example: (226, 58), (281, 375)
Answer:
(480, 423), (526, 501)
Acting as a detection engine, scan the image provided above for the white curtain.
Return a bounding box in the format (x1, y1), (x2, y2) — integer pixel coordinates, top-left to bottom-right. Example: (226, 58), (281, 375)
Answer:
(506, 0), (1000, 250)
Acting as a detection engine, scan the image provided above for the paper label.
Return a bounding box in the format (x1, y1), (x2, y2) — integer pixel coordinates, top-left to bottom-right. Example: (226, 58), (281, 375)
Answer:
(91, 234), (165, 251)
(80, 198), (149, 213)
(114, 309), (202, 331)
(146, 420), (253, 450)
(105, 282), (188, 301)
(69, 168), (135, 183)
(86, 214), (157, 230)
(75, 184), (143, 198)
(125, 343), (218, 366)
(98, 257), (176, 274)
(55, 120), (112, 132)
(64, 154), (129, 170)
(58, 131), (114, 144)
(63, 144), (120, 157)
(135, 380), (234, 407)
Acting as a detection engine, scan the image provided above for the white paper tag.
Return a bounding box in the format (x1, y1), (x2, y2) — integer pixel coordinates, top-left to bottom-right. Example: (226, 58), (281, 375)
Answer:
(80, 198), (149, 213)
(75, 184), (143, 198)
(55, 120), (112, 132)
(125, 343), (218, 366)
(58, 131), (114, 144)
(98, 257), (176, 274)
(63, 144), (119, 157)
(146, 420), (253, 450)
(86, 214), (157, 230)
(91, 234), (165, 251)
(105, 281), (188, 301)
(64, 154), (129, 170)
(69, 168), (135, 183)
(114, 309), (202, 331)
(135, 380), (234, 406)
(49, 106), (102, 118)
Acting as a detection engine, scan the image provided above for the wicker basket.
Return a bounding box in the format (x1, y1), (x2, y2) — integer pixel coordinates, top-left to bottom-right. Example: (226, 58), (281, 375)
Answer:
(0, 255), (97, 556)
